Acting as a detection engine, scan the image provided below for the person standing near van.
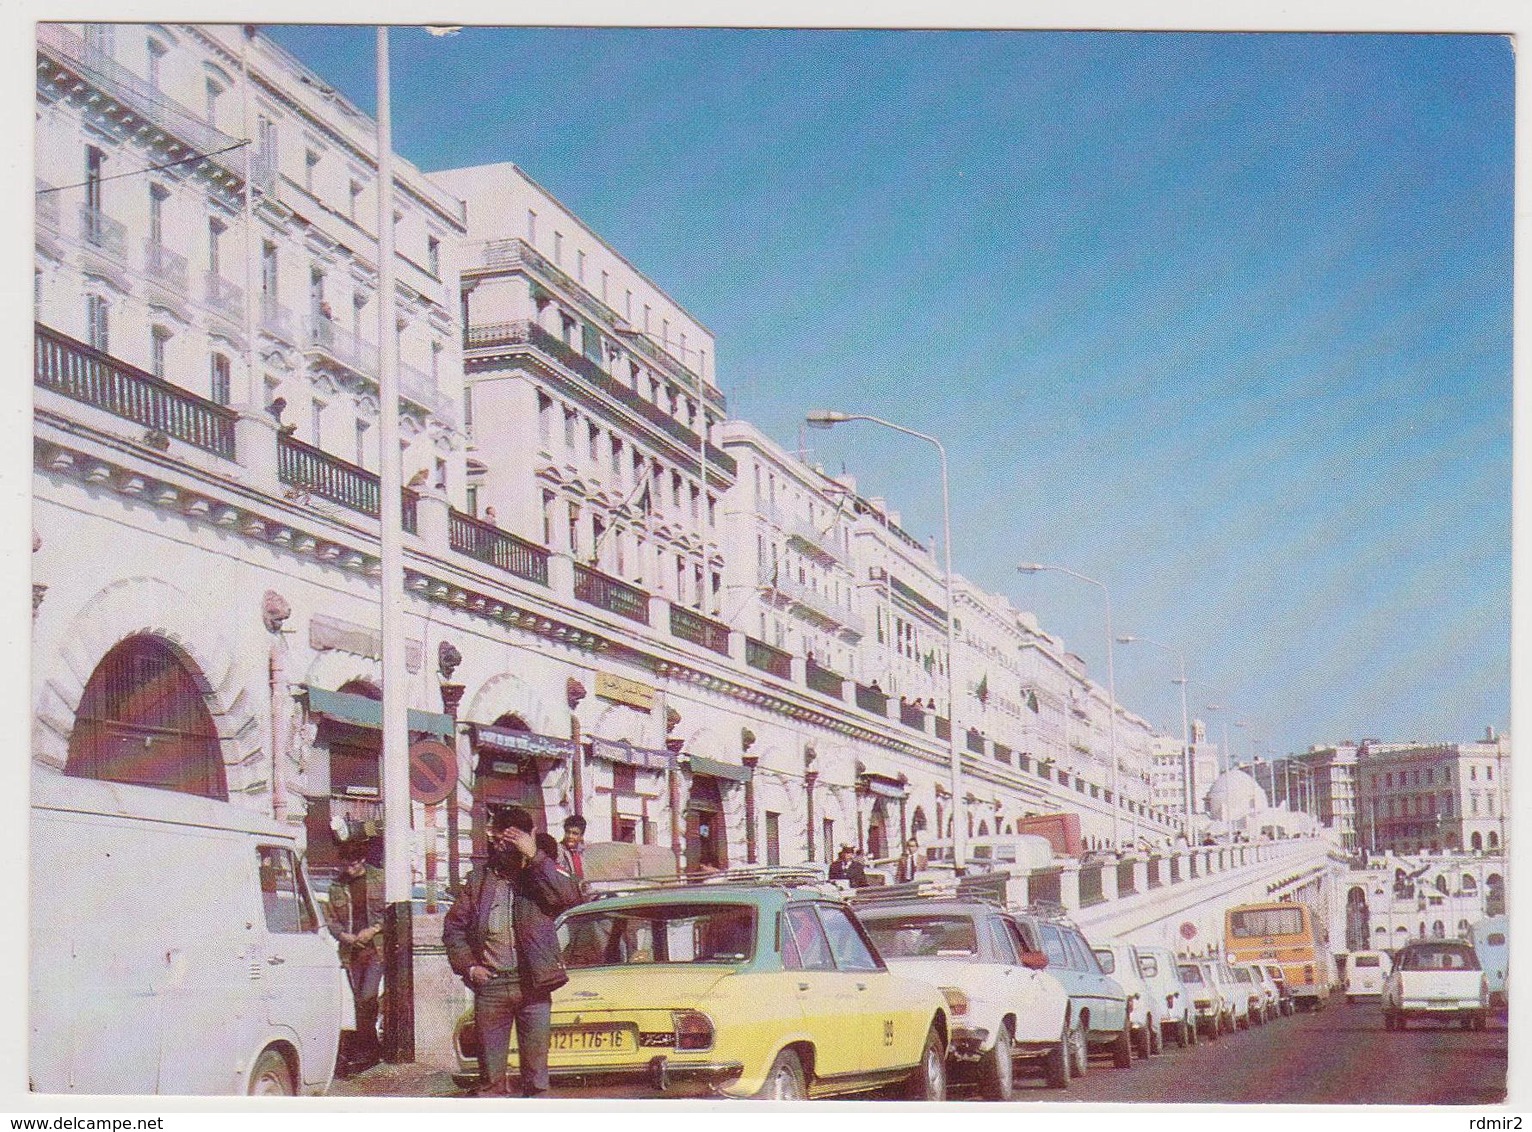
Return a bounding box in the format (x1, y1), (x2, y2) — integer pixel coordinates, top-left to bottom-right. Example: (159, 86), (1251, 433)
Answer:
(444, 805), (582, 1097)
(896, 837), (922, 884)
(325, 835), (385, 1076)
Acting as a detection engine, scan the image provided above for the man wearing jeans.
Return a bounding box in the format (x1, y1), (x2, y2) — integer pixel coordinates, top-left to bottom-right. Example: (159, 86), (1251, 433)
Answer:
(444, 805), (581, 1096)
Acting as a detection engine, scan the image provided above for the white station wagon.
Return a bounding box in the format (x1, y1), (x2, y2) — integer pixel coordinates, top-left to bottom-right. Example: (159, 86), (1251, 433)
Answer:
(858, 899), (1071, 1098)
(1382, 940), (1488, 1031)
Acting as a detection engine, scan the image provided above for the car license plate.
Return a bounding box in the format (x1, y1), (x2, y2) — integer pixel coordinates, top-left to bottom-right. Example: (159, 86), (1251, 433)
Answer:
(550, 1026), (634, 1053)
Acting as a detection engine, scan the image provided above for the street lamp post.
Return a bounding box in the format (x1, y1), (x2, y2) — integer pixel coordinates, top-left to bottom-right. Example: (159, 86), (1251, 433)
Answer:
(1018, 563), (1127, 849)
(806, 411), (964, 867)
(1117, 634), (1193, 844)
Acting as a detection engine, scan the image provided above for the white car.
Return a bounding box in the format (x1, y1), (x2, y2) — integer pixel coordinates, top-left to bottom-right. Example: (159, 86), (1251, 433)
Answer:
(1382, 940), (1488, 1031)
(1226, 964), (1264, 1027)
(1094, 942), (1157, 1057)
(1137, 946), (1197, 1048)
(859, 900), (1071, 1098)
(1344, 950), (1392, 1001)
(1239, 963), (1280, 1022)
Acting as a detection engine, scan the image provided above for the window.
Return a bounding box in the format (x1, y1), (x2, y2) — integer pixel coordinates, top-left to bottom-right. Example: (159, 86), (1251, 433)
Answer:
(553, 231), (563, 263)
(146, 38), (167, 90)
(817, 905), (881, 972)
(600, 270), (609, 303)
(256, 115), (279, 173)
(261, 241), (278, 301)
(588, 421), (600, 463)
(85, 146), (105, 214)
(567, 501), (581, 557)
(304, 149), (319, 193)
(309, 399), (323, 446)
(464, 484), (478, 517)
(150, 326), (170, 379)
(427, 235), (441, 277)
(782, 906), (834, 971)
(205, 79), (223, 128)
(541, 490), (555, 545)
(576, 249), (586, 281)
(148, 184), (168, 246)
(210, 353), (231, 405)
(86, 294), (109, 352)
(537, 391), (553, 446)
(257, 846), (318, 934)
(526, 209), (537, 243)
(348, 179), (363, 220)
(207, 217), (225, 276)
(84, 24), (115, 55)
(354, 420), (369, 466)
(613, 764), (637, 794)
(1036, 922), (1069, 967)
(462, 385), (473, 431)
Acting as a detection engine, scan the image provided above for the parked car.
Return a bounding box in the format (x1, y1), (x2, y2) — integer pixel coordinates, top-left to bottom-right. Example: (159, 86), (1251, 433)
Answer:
(31, 774), (343, 1095)
(1093, 942), (1158, 1057)
(1260, 961), (1297, 1016)
(1382, 940), (1488, 1032)
(450, 881), (951, 1099)
(1137, 945), (1197, 1048)
(1467, 917), (1507, 1009)
(1226, 964), (1264, 1027)
(1010, 913), (1131, 1070)
(1218, 960), (1253, 1030)
(1343, 950), (1392, 1002)
(1240, 963), (1280, 1022)
(1177, 959), (1232, 1039)
(857, 899), (1070, 1097)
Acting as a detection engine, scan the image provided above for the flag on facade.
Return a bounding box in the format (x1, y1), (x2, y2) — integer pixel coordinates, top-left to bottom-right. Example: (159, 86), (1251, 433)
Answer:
(923, 650), (935, 674)
(1026, 689), (1040, 713)
(975, 673), (989, 705)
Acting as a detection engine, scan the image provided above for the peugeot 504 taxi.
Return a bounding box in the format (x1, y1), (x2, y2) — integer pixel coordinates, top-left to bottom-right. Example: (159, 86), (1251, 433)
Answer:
(452, 880), (951, 1099)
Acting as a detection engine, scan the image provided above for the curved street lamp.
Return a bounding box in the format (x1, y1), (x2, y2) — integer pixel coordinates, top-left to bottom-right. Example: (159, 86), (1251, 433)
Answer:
(806, 410), (964, 867)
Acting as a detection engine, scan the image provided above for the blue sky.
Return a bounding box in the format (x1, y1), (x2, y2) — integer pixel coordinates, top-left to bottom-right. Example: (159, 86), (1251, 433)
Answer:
(266, 27), (1513, 763)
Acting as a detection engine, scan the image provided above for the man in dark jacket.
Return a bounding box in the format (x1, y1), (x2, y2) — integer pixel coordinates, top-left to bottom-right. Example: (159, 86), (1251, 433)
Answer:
(443, 805), (582, 1097)
(325, 835), (386, 1076)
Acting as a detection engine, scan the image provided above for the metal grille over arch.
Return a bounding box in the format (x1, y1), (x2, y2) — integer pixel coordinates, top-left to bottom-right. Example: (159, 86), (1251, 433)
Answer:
(66, 634), (227, 800)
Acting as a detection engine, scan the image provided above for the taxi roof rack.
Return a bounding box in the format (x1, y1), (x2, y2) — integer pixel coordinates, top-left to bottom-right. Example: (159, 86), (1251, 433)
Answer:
(587, 864), (835, 899)
(848, 871), (1011, 909)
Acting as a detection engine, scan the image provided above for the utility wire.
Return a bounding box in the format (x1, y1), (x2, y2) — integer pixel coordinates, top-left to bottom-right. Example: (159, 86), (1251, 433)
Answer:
(36, 139), (251, 194)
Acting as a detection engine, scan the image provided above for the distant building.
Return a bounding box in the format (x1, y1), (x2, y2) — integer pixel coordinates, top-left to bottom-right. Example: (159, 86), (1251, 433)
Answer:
(1355, 732), (1510, 856)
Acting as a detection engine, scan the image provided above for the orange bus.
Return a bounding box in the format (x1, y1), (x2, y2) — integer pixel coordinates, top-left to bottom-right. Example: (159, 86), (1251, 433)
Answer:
(1224, 901), (1333, 1011)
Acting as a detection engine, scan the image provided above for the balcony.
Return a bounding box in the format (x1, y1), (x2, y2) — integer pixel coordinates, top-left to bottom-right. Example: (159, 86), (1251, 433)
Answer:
(935, 716), (952, 742)
(899, 700), (926, 730)
(966, 728), (986, 754)
(805, 659), (845, 700)
(399, 359), (460, 430)
(573, 563), (650, 624)
(854, 682), (889, 716)
(782, 511), (843, 564)
(144, 240), (187, 292)
(35, 324), (236, 459)
(277, 433), (418, 533)
(448, 509), (549, 587)
(670, 603), (730, 656)
(37, 23), (244, 181)
(79, 205), (126, 261)
(306, 316), (379, 378)
(203, 273), (244, 323)
(766, 572), (866, 637)
(466, 319), (736, 476)
(745, 636), (792, 680)
(259, 297), (296, 344)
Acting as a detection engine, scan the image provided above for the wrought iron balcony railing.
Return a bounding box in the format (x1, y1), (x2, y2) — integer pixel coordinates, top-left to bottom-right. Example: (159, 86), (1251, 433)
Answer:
(35, 323), (236, 459)
(745, 636), (793, 680)
(670, 603), (731, 656)
(573, 563), (650, 624)
(448, 509), (549, 587)
(203, 272), (244, 322)
(277, 433), (418, 533)
(144, 240), (187, 291)
(805, 659), (845, 699)
(79, 205), (126, 260)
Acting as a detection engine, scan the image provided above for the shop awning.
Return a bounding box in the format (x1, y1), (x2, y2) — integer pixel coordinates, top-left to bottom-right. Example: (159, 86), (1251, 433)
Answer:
(686, 754), (753, 784)
(589, 737), (671, 771)
(859, 773), (908, 799)
(471, 723), (575, 762)
(304, 686), (454, 742)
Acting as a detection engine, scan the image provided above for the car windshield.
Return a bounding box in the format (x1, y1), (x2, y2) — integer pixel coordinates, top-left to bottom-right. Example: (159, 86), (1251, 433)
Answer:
(1177, 964), (1203, 984)
(1398, 945), (1479, 972)
(862, 914), (979, 958)
(1230, 907), (1304, 937)
(1354, 956), (1381, 968)
(1092, 948), (1116, 974)
(559, 902), (756, 967)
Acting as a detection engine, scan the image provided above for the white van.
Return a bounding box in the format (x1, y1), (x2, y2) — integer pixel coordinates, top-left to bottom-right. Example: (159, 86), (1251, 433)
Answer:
(31, 774), (343, 1095)
(1344, 950), (1392, 1001)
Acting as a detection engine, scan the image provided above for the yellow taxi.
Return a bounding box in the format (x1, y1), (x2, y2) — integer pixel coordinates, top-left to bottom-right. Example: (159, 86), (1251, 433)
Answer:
(452, 880), (951, 1099)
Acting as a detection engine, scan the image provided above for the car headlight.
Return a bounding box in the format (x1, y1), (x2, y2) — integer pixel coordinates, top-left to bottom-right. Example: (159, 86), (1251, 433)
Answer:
(672, 1010), (714, 1051)
(939, 987), (969, 1017)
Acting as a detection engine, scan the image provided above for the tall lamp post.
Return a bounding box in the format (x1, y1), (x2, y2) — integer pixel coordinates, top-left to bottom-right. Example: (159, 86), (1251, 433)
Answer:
(1018, 563), (1127, 849)
(805, 411), (964, 868)
(1117, 634), (1193, 844)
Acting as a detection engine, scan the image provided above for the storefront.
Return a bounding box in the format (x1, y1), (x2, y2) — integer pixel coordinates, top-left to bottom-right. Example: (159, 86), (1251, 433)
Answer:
(301, 683), (455, 872)
(857, 769), (908, 858)
(589, 737), (670, 845)
(469, 718), (574, 861)
(684, 755), (752, 873)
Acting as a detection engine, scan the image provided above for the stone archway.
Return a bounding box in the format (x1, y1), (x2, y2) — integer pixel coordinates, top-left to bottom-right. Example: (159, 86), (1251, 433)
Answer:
(36, 576), (261, 804)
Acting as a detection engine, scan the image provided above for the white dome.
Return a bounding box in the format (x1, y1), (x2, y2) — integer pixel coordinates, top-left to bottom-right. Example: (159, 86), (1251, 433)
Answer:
(1205, 768), (1270, 820)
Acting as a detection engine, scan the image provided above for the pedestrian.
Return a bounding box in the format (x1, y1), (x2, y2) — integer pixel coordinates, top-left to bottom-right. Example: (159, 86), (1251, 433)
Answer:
(849, 847), (870, 889)
(325, 833), (386, 1077)
(828, 844), (856, 883)
(443, 804), (582, 1097)
(558, 814), (588, 894)
(896, 836), (922, 884)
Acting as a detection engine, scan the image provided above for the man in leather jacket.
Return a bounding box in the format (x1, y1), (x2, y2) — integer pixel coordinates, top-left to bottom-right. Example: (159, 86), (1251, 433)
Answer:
(443, 805), (582, 1096)
(325, 835), (386, 1076)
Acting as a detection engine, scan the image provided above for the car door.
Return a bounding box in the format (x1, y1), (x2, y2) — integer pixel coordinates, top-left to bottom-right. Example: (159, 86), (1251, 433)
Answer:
(815, 903), (902, 1074)
(991, 915), (1047, 1045)
(253, 844), (342, 1089)
(1065, 929), (1125, 1037)
(781, 903), (859, 1080)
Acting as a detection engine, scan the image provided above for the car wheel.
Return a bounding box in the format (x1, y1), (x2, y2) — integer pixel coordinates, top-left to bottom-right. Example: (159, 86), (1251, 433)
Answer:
(1150, 1017), (1163, 1055)
(1134, 1018), (1152, 1059)
(1112, 1019), (1133, 1068)
(902, 1025), (946, 1101)
(980, 1023), (1014, 1101)
(1042, 1015), (1072, 1090)
(758, 1049), (807, 1101)
(1068, 1016), (1089, 1079)
(248, 1049), (294, 1096)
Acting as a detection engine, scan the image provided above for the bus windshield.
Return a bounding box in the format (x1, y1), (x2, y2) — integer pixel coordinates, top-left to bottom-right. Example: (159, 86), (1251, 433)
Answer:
(1229, 907), (1305, 938)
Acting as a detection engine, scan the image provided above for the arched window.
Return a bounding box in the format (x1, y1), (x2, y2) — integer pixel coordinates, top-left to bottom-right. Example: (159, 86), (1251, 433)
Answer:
(1462, 874), (1477, 893)
(1488, 831), (1499, 850)
(67, 634), (226, 800)
(1431, 921), (1445, 939)
(1435, 875), (1449, 895)
(910, 806), (928, 836)
(1471, 832), (1483, 851)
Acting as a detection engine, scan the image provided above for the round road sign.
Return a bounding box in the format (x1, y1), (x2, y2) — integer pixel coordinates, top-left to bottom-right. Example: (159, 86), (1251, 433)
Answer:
(409, 738), (456, 805)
